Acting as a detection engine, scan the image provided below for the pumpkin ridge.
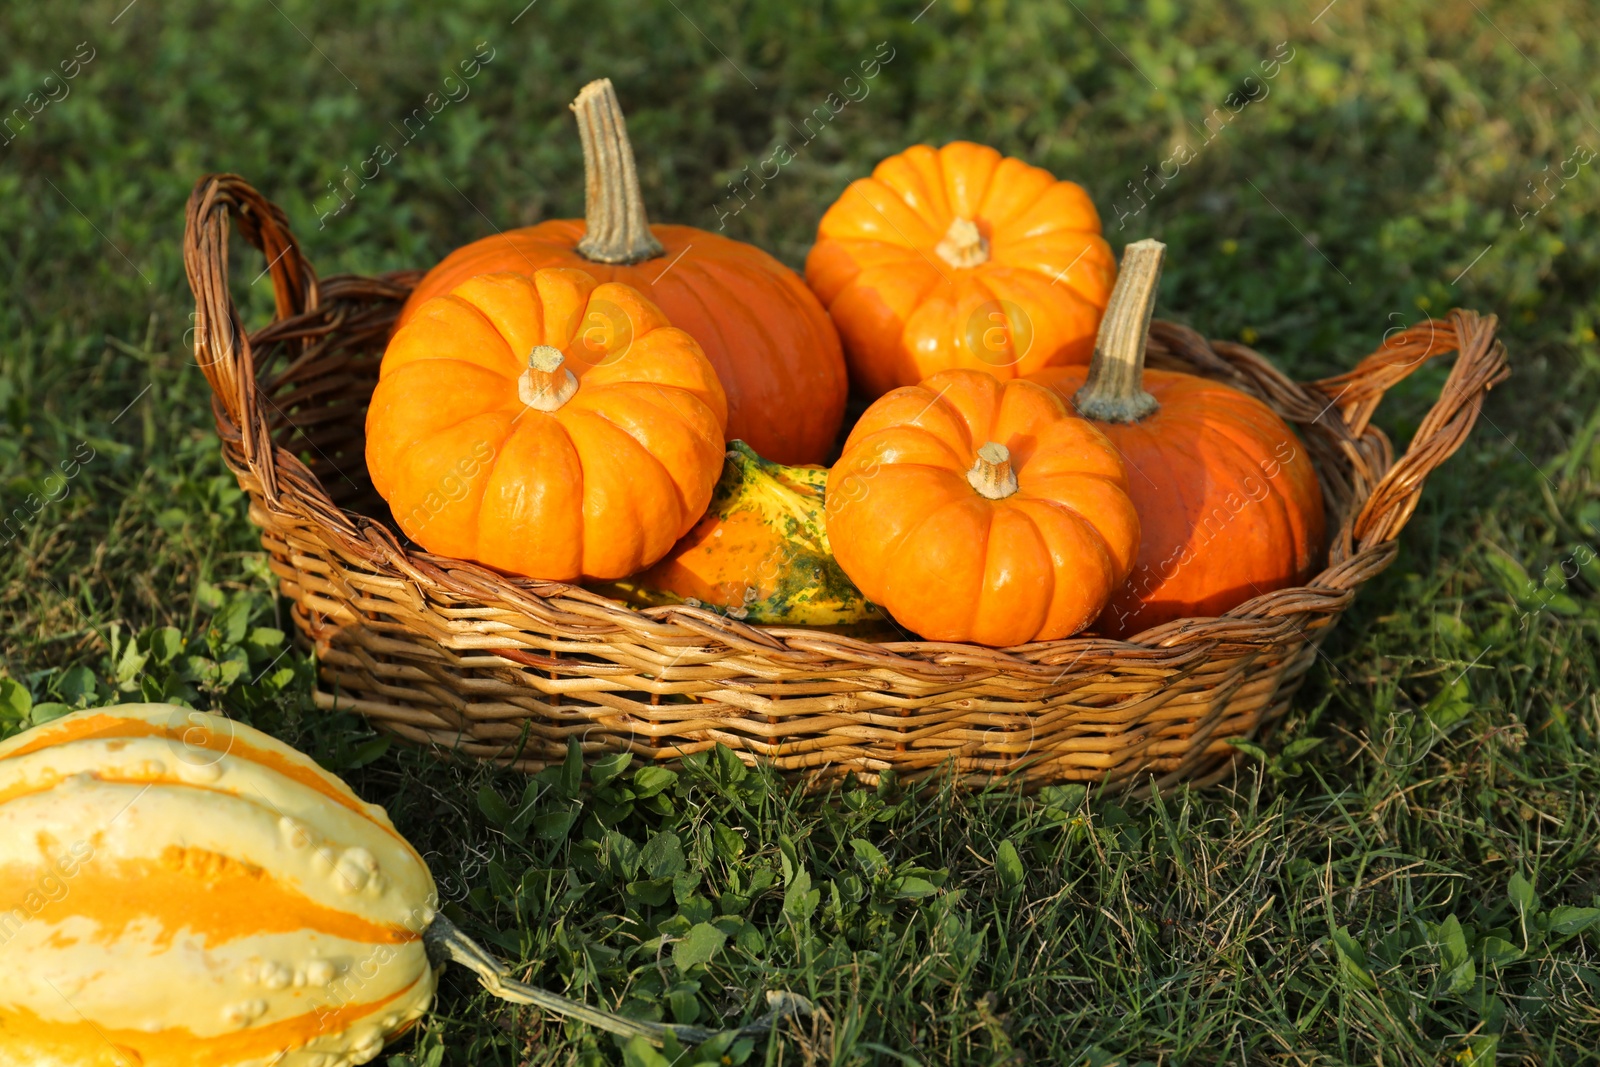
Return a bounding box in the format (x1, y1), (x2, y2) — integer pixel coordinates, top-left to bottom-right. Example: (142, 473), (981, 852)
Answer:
(995, 501), (1056, 636)
(816, 240), (934, 298)
(893, 493), (992, 637)
(850, 178), (941, 248)
(878, 252), (948, 302)
(382, 294), (520, 381)
(664, 256), (739, 394)
(937, 142), (1003, 224)
(878, 145), (952, 233)
(707, 250), (846, 392)
(1005, 495), (1116, 636)
(384, 399), (517, 478)
(979, 163), (1068, 238)
(686, 257), (795, 396)
(473, 415), (586, 578)
(562, 405), (692, 561)
(1119, 415), (1204, 612)
(367, 363), (517, 451)
(597, 380), (723, 445)
(987, 166), (1056, 234)
(1108, 416), (1167, 493)
(1172, 409), (1302, 591)
(855, 478), (957, 596)
(965, 273), (1020, 375)
(380, 353), (520, 389)
(844, 423), (971, 477)
(995, 235), (1115, 308)
(581, 383), (724, 511)
(384, 415), (502, 561)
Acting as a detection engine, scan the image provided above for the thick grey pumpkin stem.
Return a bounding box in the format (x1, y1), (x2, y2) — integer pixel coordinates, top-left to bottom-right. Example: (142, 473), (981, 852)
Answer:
(1074, 239), (1166, 423)
(571, 79), (665, 264)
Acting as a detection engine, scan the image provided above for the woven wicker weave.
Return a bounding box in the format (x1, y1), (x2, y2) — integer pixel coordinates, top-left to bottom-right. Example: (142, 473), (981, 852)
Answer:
(182, 174), (1510, 793)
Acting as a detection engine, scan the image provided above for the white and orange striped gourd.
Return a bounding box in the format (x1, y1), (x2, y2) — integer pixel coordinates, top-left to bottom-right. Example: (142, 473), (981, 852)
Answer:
(0, 704), (806, 1066)
(0, 704), (437, 1067)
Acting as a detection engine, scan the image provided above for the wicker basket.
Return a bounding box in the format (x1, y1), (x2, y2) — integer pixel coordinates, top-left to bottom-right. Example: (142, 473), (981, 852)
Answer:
(183, 174), (1509, 794)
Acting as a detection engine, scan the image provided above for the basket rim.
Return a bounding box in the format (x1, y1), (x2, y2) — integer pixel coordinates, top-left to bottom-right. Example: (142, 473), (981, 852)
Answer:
(185, 173), (1511, 679)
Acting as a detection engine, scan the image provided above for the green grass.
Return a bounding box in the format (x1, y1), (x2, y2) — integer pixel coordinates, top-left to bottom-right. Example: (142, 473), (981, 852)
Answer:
(4, 0), (1600, 1063)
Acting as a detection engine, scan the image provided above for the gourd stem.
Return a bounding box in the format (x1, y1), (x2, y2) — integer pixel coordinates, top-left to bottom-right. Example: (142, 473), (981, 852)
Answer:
(519, 346), (579, 411)
(967, 441), (1019, 500)
(571, 79), (665, 264)
(1074, 238), (1165, 423)
(935, 216), (990, 269)
(423, 914), (810, 1047)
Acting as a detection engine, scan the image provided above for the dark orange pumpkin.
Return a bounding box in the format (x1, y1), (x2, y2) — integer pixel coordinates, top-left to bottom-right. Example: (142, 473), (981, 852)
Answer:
(1027, 240), (1326, 637)
(398, 79), (847, 466)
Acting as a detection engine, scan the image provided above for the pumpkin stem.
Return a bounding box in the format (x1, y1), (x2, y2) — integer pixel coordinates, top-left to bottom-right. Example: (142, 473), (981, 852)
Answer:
(935, 216), (990, 269)
(571, 79), (665, 265)
(1074, 238), (1165, 423)
(519, 345), (579, 411)
(424, 913), (811, 1047)
(967, 441), (1019, 500)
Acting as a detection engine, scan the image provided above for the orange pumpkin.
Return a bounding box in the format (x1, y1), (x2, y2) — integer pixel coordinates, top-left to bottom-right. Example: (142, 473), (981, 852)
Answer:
(824, 368), (1140, 646)
(398, 79), (847, 466)
(805, 141), (1117, 401)
(1027, 239), (1326, 637)
(366, 267), (728, 582)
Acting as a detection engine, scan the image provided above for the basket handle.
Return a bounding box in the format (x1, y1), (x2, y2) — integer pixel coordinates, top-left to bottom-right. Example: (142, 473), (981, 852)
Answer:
(182, 174), (320, 482)
(1311, 308), (1510, 547)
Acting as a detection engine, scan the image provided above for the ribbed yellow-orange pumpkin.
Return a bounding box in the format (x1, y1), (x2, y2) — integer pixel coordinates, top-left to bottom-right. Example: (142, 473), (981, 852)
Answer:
(805, 141), (1116, 400)
(367, 267), (728, 582)
(824, 369), (1140, 646)
(0, 704), (437, 1067)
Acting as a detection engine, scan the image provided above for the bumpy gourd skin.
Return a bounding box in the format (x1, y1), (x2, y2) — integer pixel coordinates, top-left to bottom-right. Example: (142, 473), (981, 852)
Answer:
(1028, 365), (1326, 637)
(0, 704), (438, 1067)
(825, 369), (1140, 646)
(597, 441), (880, 626)
(806, 141), (1117, 400)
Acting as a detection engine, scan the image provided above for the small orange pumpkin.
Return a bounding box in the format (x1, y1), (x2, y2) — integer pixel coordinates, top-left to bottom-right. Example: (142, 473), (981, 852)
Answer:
(805, 141), (1117, 400)
(1027, 240), (1326, 637)
(399, 79), (847, 466)
(366, 267), (728, 582)
(824, 368), (1139, 646)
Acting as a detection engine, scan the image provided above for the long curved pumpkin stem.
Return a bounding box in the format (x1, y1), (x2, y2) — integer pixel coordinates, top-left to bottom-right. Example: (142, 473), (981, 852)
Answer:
(571, 79), (666, 264)
(1074, 238), (1165, 423)
(423, 913), (811, 1047)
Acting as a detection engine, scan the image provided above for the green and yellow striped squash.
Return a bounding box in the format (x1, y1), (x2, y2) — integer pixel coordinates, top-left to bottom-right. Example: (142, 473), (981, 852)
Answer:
(0, 704), (437, 1067)
(595, 440), (880, 627)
